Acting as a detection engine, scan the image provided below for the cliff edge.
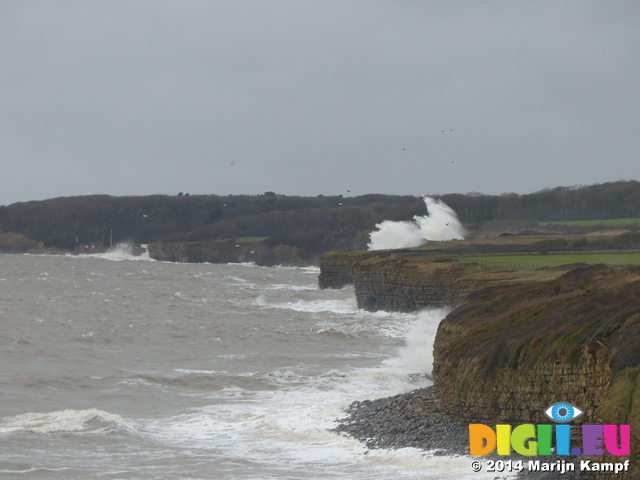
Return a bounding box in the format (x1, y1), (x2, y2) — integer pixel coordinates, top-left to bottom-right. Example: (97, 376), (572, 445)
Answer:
(433, 264), (640, 478)
(320, 250), (640, 478)
(319, 250), (564, 312)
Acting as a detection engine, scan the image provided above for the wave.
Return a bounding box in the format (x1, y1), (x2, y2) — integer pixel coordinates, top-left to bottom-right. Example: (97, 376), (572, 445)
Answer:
(0, 408), (130, 434)
(94, 245), (154, 261)
(299, 266), (321, 273)
(67, 245), (154, 262)
(265, 284), (318, 291)
(368, 196), (465, 250)
(382, 307), (452, 376)
(312, 315), (414, 339)
(255, 295), (359, 315)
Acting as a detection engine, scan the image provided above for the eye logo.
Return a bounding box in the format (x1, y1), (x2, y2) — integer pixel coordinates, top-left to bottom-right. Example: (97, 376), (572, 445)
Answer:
(544, 402), (584, 423)
(471, 402), (630, 457)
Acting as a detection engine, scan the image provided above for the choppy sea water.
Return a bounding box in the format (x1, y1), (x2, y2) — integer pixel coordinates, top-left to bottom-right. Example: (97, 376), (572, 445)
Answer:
(0, 252), (505, 479)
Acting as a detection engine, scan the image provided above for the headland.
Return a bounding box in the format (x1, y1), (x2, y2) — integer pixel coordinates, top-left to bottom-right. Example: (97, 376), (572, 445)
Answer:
(322, 234), (640, 479)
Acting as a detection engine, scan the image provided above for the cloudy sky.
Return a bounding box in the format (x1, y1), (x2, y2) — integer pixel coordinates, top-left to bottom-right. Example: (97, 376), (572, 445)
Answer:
(1, 1), (639, 206)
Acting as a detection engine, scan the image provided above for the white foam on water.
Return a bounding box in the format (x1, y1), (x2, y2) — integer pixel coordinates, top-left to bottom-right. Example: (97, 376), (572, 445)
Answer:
(0, 467), (72, 475)
(224, 275), (254, 284)
(313, 315), (411, 339)
(226, 261), (259, 267)
(215, 354), (247, 361)
(135, 357), (510, 479)
(299, 266), (321, 273)
(65, 246), (154, 262)
(265, 283), (318, 291)
(255, 295), (360, 315)
(99, 245), (154, 261)
(129, 306), (503, 479)
(0, 408), (130, 434)
(382, 307), (452, 376)
(364, 448), (518, 479)
(255, 292), (421, 339)
(0, 257), (505, 479)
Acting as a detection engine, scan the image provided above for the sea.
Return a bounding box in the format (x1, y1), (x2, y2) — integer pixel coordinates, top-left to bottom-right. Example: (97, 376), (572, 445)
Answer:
(0, 250), (505, 479)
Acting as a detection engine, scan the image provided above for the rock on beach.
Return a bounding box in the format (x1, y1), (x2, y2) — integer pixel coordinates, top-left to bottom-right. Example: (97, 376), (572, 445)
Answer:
(333, 386), (589, 480)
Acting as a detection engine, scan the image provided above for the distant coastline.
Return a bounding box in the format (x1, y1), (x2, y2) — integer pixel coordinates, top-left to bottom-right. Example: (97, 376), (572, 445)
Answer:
(1, 181), (639, 264)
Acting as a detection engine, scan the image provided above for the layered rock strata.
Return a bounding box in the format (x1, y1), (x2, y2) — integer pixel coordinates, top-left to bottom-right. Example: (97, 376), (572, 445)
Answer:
(321, 250), (640, 478)
(433, 265), (640, 479)
(319, 250), (542, 312)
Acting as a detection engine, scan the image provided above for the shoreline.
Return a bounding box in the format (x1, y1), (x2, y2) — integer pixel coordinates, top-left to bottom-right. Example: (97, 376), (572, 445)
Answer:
(332, 386), (469, 455)
(333, 386), (588, 479)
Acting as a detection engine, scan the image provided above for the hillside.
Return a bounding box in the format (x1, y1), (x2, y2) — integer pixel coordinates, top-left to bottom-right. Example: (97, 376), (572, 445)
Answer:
(0, 180), (639, 262)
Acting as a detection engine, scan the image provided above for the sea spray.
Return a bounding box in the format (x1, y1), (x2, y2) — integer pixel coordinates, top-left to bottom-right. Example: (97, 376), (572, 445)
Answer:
(367, 196), (465, 250)
(382, 307), (452, 377)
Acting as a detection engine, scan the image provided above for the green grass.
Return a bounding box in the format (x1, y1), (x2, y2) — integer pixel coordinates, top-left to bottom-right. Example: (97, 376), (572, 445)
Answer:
(463, 253), (640, 269)
(215, 237), (269, 243)
(235, 236), (269, 242)
(538, 218), (640, 227)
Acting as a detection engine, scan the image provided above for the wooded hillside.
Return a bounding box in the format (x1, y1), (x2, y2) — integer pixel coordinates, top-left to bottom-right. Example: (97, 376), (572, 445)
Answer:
(1, 181), (638, 251)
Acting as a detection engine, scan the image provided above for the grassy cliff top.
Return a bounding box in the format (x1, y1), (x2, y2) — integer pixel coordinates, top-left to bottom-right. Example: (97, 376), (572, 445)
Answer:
(437, 264), (640, 373)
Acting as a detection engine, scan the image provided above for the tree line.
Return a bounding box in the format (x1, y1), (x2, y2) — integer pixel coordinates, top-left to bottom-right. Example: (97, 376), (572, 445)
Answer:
(441, 181), (640, 223)
(0, 193), (420, 249)
(0, 181), (639, 250)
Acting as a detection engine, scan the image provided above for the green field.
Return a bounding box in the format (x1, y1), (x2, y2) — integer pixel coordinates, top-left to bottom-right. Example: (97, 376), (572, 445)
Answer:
(538, 218), (640, 227)
(215, 237), (269, 243)
(236, 236), (269, 242)
(462, 253), (640, 269)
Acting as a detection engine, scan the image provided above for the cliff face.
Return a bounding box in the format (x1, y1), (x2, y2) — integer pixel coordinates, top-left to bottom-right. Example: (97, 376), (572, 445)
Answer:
(347, 258), (489, 312)
(317, 250), (358, 289)
(321, 250), (640, 477)
(433, 265), (640, 478)
(319, 251), (484, 311)
(319, 250), (555, 312)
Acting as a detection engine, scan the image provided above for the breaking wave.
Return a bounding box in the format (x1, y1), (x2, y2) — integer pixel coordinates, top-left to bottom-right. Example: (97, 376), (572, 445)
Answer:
(368, 197), (465, 250)
(0, 409), (130, 434)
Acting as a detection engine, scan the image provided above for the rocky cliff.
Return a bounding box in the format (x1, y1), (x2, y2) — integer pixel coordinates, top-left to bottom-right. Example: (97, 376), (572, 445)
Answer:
(319, 251), (482, 311)
(320, 250), (639, 478)
(319, 250), (560, 312)
(432, 265), (640, 478)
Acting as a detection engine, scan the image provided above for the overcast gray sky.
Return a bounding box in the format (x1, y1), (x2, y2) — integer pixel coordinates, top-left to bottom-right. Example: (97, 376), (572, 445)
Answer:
(1, 0), (639, 206)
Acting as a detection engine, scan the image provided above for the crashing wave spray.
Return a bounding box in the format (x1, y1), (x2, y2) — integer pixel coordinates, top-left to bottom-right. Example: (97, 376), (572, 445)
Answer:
(382, 307), (452, 377)
(367, 196), (465, 250)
